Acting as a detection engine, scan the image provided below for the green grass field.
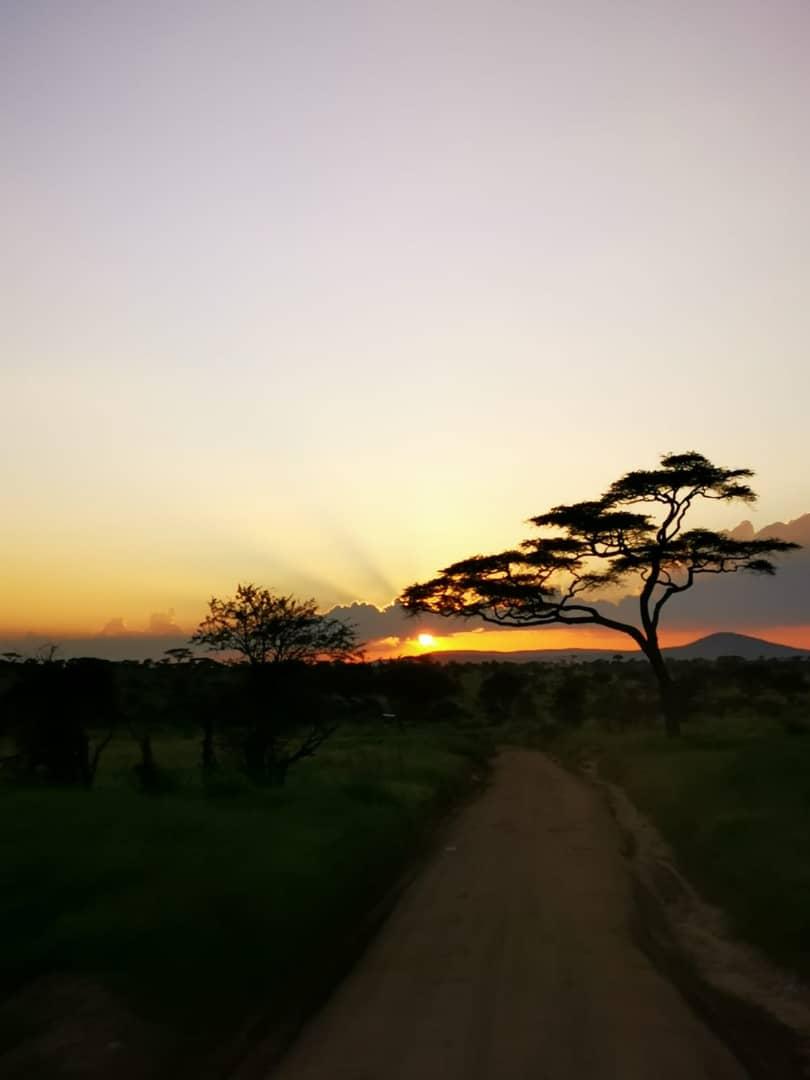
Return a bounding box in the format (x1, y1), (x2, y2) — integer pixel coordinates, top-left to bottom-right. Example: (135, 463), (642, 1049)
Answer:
(546, 721), (810, 980)
(0, 725), (491, 1072)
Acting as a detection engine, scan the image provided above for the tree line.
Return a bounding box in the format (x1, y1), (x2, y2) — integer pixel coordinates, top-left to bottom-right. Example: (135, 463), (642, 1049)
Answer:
(0, 588), (460, 790)
(4, 644), (807, 795)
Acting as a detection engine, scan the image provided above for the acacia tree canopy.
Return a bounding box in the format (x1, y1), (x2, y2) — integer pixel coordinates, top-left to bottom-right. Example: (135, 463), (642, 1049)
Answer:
(399, 451), (799, 735)
(190, 583), (360, 665)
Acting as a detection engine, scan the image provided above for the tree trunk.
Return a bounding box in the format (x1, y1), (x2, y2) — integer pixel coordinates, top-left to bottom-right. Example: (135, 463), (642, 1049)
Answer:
(268, 757), (289, 786)
(87, 725), (115, 788)
(659, 681), (682, 738)
(78, 731), (93, 788)
(243, 728), (270, 781)
(136, 733), (160, 790)
(643, 639), (681, 737)
(201, 714), (216, 771)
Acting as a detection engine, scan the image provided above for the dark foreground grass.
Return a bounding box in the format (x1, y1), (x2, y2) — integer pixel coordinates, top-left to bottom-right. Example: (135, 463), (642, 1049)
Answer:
(0, 725), (491, 1071)
(548, 722), (810, 981)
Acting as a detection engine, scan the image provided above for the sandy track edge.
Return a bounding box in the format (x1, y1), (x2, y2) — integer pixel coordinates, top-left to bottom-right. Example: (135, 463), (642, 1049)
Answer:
(580, 761), (810, 1080)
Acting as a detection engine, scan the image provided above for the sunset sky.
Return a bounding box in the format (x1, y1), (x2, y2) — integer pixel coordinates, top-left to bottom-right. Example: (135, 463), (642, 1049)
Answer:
(3, 1), (809, 656)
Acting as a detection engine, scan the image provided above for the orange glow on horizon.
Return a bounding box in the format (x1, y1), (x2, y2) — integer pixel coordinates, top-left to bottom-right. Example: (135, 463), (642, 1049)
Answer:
(3, 619), (810, 659)
(364, 624), (810, 660)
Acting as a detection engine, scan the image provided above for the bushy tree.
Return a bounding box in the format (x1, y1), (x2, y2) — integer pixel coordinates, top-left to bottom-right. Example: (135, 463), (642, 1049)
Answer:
(477, 667), (527, 725)
(401, 452), (799, 735)
(190, 585), (360, 782)
(374, 658), (459, 723)
(549, 671), (589, 729)
(190, 583), (359, 665)
(3, 658), (117, 786)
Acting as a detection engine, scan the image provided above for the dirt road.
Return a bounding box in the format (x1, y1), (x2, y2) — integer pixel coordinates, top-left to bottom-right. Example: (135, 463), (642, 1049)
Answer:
(270, 749), (745, 1080)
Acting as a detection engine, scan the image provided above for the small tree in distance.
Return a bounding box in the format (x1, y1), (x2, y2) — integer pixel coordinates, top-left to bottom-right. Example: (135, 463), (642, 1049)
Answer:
(400, 452), (799, 736)
(190, 583), (359, 665)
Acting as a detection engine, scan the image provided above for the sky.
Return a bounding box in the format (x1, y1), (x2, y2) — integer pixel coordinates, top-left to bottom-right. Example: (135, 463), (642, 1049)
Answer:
(2, 1), (810, 655)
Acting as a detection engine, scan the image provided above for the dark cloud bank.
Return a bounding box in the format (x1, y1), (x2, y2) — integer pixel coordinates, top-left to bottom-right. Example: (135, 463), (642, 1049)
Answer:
(332, 515), (810, 642)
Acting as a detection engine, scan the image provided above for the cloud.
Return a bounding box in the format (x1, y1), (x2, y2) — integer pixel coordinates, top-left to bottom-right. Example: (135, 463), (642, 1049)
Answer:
(98, 611), (184, 638)
(601, 514), (809, 629)
(0, 632), (197, 662)
(147, 609), (182, 635)
(324, 600), (480, 643)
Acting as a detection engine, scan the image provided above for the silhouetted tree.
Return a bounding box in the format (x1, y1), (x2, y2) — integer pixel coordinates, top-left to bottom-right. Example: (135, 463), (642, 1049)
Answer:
(115, 663), (167, 791)
(374, 658), (459, 723)
(401, 452), (799, 736)
(4, 657), (117, 785)
(190, 585), (360, 782)
(477, 667), (526, 724)
(162, 646), (194, 665)
(550, 672), (589, 729)
(190, 583), (359, 665)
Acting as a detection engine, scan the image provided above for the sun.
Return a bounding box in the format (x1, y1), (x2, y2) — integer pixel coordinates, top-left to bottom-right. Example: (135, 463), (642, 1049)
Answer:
(417, 633), (435, 648)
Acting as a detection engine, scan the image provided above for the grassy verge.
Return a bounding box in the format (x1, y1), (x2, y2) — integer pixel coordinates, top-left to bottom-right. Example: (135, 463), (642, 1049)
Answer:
(545, 722), (810, 981)
(0, 725), (491, 1073)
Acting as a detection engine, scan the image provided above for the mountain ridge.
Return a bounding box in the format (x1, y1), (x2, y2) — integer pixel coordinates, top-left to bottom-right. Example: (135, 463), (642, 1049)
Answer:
(728, 513), (810, 546)
(424, 631), (810, 664)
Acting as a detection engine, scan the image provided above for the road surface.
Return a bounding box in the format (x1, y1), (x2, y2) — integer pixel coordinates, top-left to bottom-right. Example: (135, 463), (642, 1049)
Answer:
(271, 749), (744, 1080)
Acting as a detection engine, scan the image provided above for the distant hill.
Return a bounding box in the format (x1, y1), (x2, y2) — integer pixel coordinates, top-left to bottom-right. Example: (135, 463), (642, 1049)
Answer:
(426, 632), (809, 664)
(663, 632), (809, 660)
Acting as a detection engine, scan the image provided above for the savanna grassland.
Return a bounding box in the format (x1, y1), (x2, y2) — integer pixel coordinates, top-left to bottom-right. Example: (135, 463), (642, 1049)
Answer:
(2, 649), (810, 1076)
(0, 657), (492, 1076)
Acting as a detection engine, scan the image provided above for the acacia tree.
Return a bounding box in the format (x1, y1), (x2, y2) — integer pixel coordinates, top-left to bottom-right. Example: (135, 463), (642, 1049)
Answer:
(190, 584), (360, 781)
(400, 452), (799, 736)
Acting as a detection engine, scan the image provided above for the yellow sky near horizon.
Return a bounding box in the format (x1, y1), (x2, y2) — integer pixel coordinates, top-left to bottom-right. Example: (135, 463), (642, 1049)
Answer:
(2, 498), (807, 642)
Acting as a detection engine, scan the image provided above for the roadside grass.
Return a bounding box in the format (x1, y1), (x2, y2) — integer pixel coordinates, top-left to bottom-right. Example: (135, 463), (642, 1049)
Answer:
(545, 721), (810, 980)
(0, 725), (491, 1069)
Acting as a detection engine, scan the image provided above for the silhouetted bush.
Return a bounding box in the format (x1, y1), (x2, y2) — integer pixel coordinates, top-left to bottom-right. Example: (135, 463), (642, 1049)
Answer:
(2, 658), (117, 786)
(477, 667), (528, 724)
